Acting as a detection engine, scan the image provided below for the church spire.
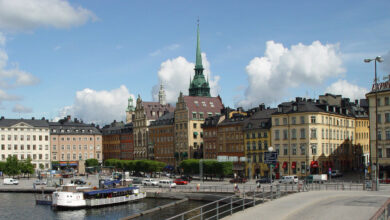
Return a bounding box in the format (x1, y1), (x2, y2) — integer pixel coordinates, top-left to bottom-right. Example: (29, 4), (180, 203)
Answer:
(195, 19), (203, 72)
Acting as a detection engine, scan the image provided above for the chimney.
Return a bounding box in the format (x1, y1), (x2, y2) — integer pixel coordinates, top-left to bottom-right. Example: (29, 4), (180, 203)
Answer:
(0, 116), (4, 120)
(259, 103), (265, 110)
(67, 115), (71, 121)
(295, 97), (302, 102)
(41, 117), (45, 120)
(355, 99), (359, 105)
(31, 117), (35, 120)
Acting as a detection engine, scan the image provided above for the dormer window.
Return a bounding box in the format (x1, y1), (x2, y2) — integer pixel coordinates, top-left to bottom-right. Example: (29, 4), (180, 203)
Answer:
(194, 101), (199, 106)
(293, 105), (297, 111)
(210, 102), (214, 108)
(278, 106), (282, 112)
(202, 101), (206, 107)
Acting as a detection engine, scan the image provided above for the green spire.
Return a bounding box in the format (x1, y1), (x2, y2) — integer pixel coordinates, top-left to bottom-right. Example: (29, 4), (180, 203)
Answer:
(195, 21), (203, 71)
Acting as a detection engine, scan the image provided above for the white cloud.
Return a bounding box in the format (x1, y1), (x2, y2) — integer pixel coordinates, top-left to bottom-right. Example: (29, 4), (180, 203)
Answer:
(237, 41), (345, 108)
(0, 0), (97, 31)
(0, 33), (38, 106)
(54, 45), (61, 51)
(58, 85), (134, 125)
(325, 79), (368, 101)
(12, 103), (32, 113)
(151, 53), (220, 103)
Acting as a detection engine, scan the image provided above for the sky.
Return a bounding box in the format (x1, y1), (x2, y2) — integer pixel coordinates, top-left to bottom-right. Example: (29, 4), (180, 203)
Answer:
(0, 0), (389, 125)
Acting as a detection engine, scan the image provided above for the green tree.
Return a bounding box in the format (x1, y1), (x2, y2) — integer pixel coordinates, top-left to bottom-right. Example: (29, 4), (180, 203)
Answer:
(0, 161), (6, 172)
(4, 155), (20, 177)
(20, 158), (34, 178)
(85, 159), (99, 167)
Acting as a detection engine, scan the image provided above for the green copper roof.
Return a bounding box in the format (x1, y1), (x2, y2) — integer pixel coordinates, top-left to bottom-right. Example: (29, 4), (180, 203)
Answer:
(195, 23), (203, 70)
(189, 21), (210, 97)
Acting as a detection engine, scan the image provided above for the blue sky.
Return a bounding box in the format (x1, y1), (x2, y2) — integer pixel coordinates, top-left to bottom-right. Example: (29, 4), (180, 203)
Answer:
(0, 0), (389, 124)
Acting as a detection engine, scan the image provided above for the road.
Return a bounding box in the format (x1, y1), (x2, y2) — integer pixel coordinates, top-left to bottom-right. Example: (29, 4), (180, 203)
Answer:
(223, 187), (390, 220)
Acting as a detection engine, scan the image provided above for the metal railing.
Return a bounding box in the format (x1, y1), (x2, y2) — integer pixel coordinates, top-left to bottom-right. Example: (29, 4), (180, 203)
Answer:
(166, 184), (301, 220)
(370, 198), (390, 220)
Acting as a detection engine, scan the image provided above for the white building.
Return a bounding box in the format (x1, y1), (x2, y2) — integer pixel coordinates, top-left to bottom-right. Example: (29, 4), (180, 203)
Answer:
(0, 117), (51, 170)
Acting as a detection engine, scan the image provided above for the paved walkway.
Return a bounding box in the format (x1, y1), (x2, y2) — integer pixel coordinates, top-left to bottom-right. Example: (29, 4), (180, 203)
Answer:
(223, 189), (390, 220)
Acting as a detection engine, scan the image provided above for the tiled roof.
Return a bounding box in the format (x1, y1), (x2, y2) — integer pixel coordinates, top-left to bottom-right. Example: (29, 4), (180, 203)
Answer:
(219, 113), (248, 126)
(0, 118), (49, 127)
(141, 102), (175, 121)
(202, 115), (223, 128)
(150, 112), (175, 127)
(49, 121), (101, 135)
(243, 108), (277, 130)
(183, 96), (224, 120)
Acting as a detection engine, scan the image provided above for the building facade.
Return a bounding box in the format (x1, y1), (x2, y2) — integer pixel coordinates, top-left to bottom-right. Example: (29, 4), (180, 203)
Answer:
(149, 112), (175, 166)
(243, 106), (276, 178)
(50, 116), (102, 169)
(133, 86), (174, 160)
(366, 83), (390, 179)
(202, 115), (224, 159)
(0, 117), (51, 170)
(272, 95), (367, 177)
(102, 121), (133, 160)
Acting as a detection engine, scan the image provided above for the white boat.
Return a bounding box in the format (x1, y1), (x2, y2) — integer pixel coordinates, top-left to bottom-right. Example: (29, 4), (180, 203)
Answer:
(52, 184), (146, 209)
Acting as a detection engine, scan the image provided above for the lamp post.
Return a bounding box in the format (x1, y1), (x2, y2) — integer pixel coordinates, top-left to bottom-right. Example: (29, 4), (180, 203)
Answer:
(268, 146), (274, 185)
(364, 56), (383, 190)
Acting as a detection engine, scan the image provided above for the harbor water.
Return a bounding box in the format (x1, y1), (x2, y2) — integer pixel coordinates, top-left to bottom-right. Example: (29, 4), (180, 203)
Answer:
(0, 193), (207, 220)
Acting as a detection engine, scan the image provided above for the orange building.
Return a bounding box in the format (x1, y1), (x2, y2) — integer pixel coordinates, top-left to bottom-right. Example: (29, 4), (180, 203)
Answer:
(102, 121), (133, 160)
(202, 115), (224, 159)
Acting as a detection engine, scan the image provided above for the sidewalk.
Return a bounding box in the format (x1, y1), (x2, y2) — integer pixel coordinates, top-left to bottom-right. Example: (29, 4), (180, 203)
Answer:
(223, 190), (390, 220)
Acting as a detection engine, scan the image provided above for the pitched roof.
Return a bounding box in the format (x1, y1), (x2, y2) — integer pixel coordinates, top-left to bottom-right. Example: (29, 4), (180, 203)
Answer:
(0, 118), (49, 127)
(202, 115), (223, 128)
(150, 112), (175, 127)
(49, 121), (101, 135)
(141, 101), (175, 121)
(183, 96), (224, 120)
(243, 108), (277, 130)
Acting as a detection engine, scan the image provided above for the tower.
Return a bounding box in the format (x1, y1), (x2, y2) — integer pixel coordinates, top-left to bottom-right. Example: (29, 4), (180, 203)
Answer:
(158, 84), (166, 105)
(126, 96), (135, 123)
(188, 22), (211, 97)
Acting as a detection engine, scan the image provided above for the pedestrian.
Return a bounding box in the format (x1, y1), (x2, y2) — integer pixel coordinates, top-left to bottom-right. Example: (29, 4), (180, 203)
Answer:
(87, 173), (89, 179)
(197, 183), (200, 191)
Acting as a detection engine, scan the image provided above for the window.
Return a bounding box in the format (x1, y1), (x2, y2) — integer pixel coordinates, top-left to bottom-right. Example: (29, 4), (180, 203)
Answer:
(264, 141), (268, 148)
(283, 118), (287, 125)
(386, 97), (390, 106)
(378, 130), (382, 141)
(310, 128), (317, 139)
(275, 130), (280, 140)
(322, 129), (324, 139)
(387, 148), (390, 158)
(311, 116), (316, 124)
(301, 162), (306, 174)
(275, 144), (280, 155)
(378, 114), (382, 124)
(246, 142), (250, 151)
(386, 113), (390, 123)
(252, 141), (256, 150)
(283, 129), (288, 140)
(300, 116), (305, 124)
(194, 101), (199, 106)
(199, 112), (204, 119)
(292, 144), (297, 155)
(379, 148), (383, 158)
(193, 123), (197, 129)
(311, 144), (317, 155)
(378, 98), (381, 106)
(258, 141), (262, 150)
(283, 145), (288, 155)
(300, 144), (306, 155)
(275, 118), (279, 126)
(192, 112), (197, 119)
(292, 117), (296, 125)
(300, 128), (306, 139)
(386, 130), (390, 140)
(291, 129), (297, 139)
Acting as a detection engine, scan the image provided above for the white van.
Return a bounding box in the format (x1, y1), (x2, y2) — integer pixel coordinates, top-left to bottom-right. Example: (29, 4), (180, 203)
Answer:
(279, 176), (298, 184)
(158, 179), (176, 188)
(4, 178), (19, 185)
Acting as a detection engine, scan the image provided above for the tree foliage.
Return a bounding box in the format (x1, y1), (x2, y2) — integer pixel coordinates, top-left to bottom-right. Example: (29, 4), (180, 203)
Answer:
(4, 155), (21, 177)
(85, 158), (99, 167)
(179, 159), (233, 178)
(20, 157), (34, 177)
(104, 159), (165, 173)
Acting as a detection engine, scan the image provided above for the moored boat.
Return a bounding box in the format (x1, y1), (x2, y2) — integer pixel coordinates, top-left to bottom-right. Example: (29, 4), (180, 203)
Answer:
(52, 184), (146, 209)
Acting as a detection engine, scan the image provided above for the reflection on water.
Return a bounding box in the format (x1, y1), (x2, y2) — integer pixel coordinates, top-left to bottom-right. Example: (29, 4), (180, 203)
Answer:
(0, 193), (207, 220)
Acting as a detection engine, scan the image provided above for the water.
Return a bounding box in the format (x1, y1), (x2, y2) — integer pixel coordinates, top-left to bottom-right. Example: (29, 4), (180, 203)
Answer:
(0, 193), (207, 220)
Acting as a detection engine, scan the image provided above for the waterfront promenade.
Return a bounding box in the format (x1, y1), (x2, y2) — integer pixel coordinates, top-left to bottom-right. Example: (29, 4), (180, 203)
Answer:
(223, 186), (390, 220)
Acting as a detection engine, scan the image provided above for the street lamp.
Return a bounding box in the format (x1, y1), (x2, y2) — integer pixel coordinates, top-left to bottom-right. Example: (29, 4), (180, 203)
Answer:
(268, 146), (274, 185)
(364, 56), (383, 190)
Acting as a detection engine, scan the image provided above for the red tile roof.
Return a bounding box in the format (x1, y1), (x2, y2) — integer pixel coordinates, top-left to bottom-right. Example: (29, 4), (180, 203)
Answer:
(183, 96), (224, 120)
(141, 102), (175, 121)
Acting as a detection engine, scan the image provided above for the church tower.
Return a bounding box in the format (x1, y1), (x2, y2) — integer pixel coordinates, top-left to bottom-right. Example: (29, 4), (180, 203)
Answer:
(125, 96), (135, 123)
(188, 22), (211, 97)
(158, 84), (166, 105)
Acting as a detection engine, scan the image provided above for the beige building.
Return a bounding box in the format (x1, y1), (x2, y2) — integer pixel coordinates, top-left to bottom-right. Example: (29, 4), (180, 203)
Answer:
(0, 117), (51, 170)
(366, 84), (390, 179)
(50, 116), (102, 169)
(272, 95), (365, 177)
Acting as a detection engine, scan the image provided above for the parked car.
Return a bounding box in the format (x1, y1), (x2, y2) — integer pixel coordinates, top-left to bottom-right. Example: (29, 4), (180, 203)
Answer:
(34, 179), (47, 185)
(132, 178), (143, 184)
(180, 175), (192, 182)
(173, 178), (188, 185)
(380, 179), (390, 184)
(279, 176), (298, 184)
(4, 178), (19, 185)
(71, 179), (86, 185)
(256, 177), (271, 184)
(229, 177), (247, 184)
(142, 178), (158, 186)
(331, 170), (343, 178)
(158, 180), (176, 188)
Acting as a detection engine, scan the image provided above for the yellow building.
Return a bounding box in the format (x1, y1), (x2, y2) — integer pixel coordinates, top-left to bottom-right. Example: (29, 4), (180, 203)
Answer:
(272, 95), (366, 177)
(243, 106), (276, 178)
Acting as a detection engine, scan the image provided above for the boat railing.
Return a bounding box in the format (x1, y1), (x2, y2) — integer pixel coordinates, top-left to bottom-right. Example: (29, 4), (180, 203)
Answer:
(86, 192), (146, 206)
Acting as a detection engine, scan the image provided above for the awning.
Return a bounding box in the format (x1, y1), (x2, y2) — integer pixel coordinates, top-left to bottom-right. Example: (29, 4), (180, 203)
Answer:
(282, 161), (287, 169)
(310, 161), (319, 168)
(291, 162), (296, 169)
(274, 162), (279, 169)
(193, 132), (198, 136)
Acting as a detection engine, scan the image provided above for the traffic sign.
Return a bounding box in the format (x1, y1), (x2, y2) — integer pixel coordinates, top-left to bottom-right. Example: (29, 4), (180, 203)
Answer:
(264, 152), (278, 164)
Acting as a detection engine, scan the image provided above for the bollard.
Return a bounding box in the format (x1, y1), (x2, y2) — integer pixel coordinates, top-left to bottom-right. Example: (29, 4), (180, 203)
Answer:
(230, 197), (233, 215)
(270, 186), (273, 200)
(216, 201), (219, 220)
(253, 190), (256, 206)
(262, 187), (265, 203)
